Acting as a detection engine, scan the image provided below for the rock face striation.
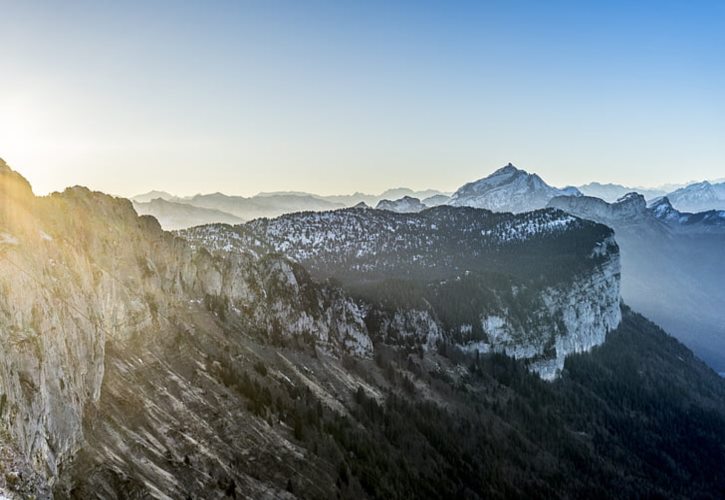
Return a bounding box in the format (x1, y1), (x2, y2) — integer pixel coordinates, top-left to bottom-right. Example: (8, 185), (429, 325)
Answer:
(0, 164), (374, 496)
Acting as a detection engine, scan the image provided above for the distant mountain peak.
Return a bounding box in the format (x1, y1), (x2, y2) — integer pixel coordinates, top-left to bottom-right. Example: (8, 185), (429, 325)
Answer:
(375, 196), (426, 213)
(131, 190), (179, 203)
(648, 196), (680, 222)
(665, 180), (725, 212)
(449, 164), (578, 213)
(616, 192), (646, 205)
(649, 196), (673, 209)
(577, 182), (666, 202)
(493, 162), (519, 174)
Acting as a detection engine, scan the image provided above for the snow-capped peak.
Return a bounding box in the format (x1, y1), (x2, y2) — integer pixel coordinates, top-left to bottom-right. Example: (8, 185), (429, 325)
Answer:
(665, 181), (725, 212)
(448, 164), (581, 213)
(648, 197), (680, 221)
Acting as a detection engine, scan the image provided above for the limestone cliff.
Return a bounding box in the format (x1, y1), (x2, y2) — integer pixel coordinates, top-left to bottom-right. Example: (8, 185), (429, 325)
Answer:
(0, 165), (373, 496)
(181, 207), (623, 379)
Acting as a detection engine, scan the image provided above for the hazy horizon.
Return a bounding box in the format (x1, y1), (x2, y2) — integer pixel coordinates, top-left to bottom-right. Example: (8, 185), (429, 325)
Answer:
(2, 155), (720, 200)
(1, 1), (724, 196)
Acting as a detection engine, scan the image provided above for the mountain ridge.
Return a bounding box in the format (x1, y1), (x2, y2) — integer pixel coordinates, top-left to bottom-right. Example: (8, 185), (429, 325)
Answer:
(180, 205), (622, 379)
(133, 198), (244, 229)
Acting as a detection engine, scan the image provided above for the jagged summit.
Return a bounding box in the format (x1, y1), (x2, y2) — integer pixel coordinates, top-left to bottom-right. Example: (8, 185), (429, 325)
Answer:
(551, 190), (725, 233)
(648, 196), (676, 217)
(616, 192), (646, 203)
(448, 163), (581, 213)
(473, 163), (528, 188)
(549, 192), (647, 225)
(649, 196), (725, 228)
(614, 192), (648, 214)
(492, 162), (518, 176)
(375, 195), (426, 213)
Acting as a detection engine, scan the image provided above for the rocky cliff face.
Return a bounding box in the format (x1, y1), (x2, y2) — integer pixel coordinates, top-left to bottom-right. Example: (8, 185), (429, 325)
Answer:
(0, 165), (373, 495)
(533, 240), (621, 378)
(181, 206), (622, 379)
(548, 192), (725, 374)
(449, 234), (621, 379)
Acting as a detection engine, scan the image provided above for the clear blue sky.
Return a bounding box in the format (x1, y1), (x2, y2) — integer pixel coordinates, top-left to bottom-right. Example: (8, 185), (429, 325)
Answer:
(0, 0), (723, 196)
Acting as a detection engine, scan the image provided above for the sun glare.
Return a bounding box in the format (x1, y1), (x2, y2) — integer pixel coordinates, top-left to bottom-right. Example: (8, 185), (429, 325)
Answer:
(0, 96), (39, 151)
(0, 95), (73, 194)
(0, 97), (47, 177)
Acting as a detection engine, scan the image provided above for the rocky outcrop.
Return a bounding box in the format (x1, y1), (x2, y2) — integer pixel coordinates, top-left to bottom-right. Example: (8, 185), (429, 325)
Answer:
(533, 241), (621, 378)
(548, 192), (648, 225)
(457, 235), (621, 379)
(375, 196), (427, 213)
(0, 166), (374, 493)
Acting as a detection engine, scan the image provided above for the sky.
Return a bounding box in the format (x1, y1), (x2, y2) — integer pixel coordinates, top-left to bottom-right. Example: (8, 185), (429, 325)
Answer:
(0, 0), (723, 197)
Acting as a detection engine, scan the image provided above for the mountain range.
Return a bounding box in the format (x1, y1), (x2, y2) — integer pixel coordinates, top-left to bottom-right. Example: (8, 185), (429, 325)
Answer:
(131, 188), (451, 228)
(128, 162), (725, 373)
(132, 164), (725, 230)
(576, 182), (667, 201)
(132, 198), (244, 230)
(1, 157), (724, 498)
